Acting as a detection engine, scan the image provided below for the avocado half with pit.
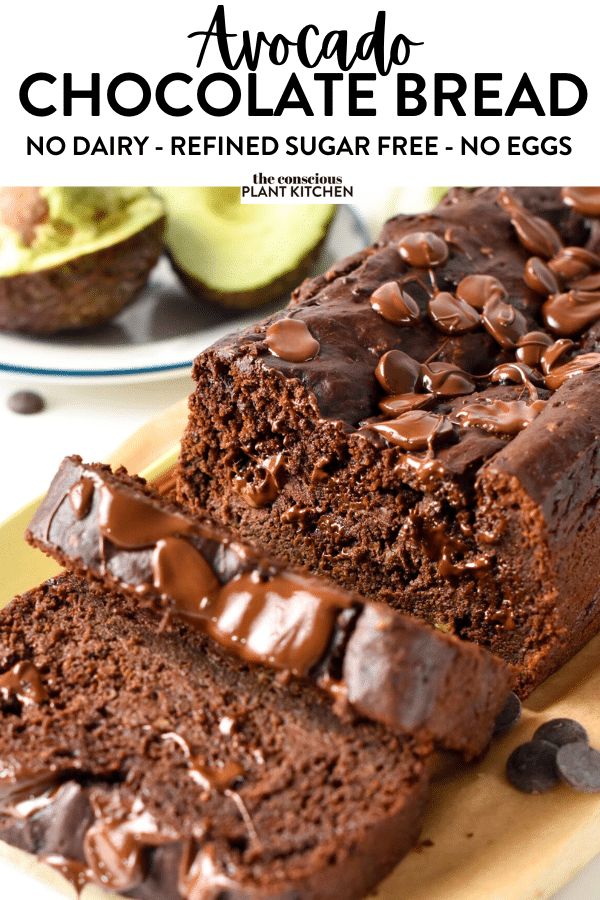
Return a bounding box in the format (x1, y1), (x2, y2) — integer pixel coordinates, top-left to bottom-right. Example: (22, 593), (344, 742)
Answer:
(0, 187), (165, 334)
(156, 188), (335, 309)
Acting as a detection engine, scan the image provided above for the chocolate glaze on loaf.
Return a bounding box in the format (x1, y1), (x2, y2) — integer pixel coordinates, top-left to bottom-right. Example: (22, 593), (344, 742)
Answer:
(0, 575), (429, 899)
(178, 187), (600, 695)
(27, 456), (510, 760)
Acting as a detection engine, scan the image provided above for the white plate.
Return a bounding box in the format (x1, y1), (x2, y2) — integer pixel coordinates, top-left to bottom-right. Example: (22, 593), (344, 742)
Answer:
(0, 206), (369, 385)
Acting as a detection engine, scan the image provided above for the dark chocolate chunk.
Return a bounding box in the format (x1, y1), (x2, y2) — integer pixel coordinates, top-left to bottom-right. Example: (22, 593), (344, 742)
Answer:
(533, 718), (589, 748)
(556, 742), (600, 792)
(493, 692), (522, 736)
(506, 740), (559, 794)
(7, 390), (45, 415)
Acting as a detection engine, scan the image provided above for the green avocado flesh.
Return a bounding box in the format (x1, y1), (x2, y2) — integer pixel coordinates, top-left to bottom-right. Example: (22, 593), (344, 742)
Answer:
(156, 187), (335, 294)
(0, 187), (164, 276)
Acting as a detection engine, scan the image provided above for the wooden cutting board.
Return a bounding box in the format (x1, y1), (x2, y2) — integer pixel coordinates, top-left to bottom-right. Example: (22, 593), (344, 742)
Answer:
(1, 399), (599, 900)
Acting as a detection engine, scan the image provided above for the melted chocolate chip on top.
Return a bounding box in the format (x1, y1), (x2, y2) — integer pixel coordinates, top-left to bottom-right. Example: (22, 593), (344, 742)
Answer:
(368, 410), (454, 451)
(455, 274), (507, 309)
(428, 292), (481, 335)
(561, 186), (600, 217)
(397, 231), (449, 267)
(375, 350), (421, 395)
(266, 318), (320, 363)
(369, 281), (420, 325)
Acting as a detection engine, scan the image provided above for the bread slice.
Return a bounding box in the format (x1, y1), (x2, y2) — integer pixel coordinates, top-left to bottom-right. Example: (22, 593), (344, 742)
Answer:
(0, 574), (428, 899)
(26, 456), (511, 760)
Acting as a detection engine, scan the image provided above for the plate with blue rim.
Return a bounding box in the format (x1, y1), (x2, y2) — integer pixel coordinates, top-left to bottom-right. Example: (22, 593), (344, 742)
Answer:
(0, 205), (370, 385)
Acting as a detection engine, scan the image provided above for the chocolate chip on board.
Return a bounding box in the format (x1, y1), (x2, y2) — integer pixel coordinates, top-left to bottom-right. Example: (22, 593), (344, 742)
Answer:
(533, 718), (589, 748)
(506, 740), (559, 794)
(493, 692), (522, 736)
(7, 390), (45, 415)
(556, 743), (600, 793)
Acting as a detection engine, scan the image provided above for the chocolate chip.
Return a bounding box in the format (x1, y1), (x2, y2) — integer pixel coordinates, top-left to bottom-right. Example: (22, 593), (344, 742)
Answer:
(533, 718), (588, 748)
(369, 281), (420, 325)
(523, 258), (560, 296)
(482, 296), (528, 349)
(265, 318), (319, 363)
(7, 390), (45, 415)
(548, 247), (600, 284)
(493, 692), (522, 736)
(556, 742), (600, 792)
(428, 292), (481, 335)
(506, 740), (559, 794)
(542, 290), (600, 337)
(375, 350), (421, 395)
(455, 274), (507, 309)
(562, 187), (600, 217)
(497, 189), (562, 259)
(420, 362), (476, 397)
(397, 231), (449, 268)
(540, 338), (574, 374)
(515, 331), (554, 368)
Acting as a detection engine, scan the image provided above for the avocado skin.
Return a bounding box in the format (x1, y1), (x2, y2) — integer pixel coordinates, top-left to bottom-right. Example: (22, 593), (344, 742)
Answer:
(170, 231), (329, 311)
(0, 218), (165, 334)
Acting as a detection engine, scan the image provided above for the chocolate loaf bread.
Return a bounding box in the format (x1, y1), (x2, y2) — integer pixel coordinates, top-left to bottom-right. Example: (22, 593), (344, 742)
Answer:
(0, 574), (429, 899)
(178, 187), (600, 695)
(26, 456), (510, 760)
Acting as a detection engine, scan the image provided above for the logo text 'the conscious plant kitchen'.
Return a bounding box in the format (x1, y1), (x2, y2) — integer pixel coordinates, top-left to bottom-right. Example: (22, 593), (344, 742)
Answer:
(18, 5), (588, 119)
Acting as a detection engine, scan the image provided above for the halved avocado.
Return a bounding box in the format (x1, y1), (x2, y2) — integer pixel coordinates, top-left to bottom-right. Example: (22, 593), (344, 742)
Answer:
(0, 187), (165, 334)
(156, 188), (335, 309)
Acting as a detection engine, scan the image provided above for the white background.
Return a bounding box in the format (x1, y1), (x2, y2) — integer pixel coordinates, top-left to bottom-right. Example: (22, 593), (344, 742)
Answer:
(0, 0), (599, 188)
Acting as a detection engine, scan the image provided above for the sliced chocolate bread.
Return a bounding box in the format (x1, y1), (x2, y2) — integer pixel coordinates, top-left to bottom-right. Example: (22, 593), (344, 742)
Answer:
(0, 574), (429, 899)
(177, 186), (600, 696)
(26, 456), (511, 761)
